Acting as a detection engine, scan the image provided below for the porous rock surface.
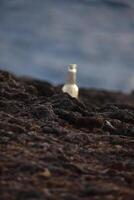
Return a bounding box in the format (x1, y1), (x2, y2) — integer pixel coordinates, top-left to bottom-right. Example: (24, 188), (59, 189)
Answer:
(0, 70), (134, 200)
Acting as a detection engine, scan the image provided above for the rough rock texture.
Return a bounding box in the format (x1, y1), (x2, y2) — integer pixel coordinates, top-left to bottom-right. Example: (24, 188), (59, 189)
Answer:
(0, 70), (134, 200)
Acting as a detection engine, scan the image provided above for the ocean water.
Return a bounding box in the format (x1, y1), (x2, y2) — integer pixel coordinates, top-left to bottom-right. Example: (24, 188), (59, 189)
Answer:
(0, 0), (134, 91)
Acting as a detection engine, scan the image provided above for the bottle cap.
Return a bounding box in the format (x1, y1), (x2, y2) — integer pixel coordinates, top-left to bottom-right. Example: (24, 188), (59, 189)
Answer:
(68, 64), (77, 72)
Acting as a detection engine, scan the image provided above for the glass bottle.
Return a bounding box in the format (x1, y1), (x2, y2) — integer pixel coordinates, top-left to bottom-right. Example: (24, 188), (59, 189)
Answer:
(62, 64), (79, 99)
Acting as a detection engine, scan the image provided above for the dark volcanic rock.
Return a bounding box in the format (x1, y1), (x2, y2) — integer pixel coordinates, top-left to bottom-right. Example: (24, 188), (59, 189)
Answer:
(0, 70), (134, 200)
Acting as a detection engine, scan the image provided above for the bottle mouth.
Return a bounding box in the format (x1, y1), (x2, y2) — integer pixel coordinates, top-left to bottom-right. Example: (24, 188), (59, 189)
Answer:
(68, 64), (77, 71)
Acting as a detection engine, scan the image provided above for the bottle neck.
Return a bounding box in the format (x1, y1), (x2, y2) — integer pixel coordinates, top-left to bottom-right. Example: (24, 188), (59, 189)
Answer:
(66, 71), (76, 84)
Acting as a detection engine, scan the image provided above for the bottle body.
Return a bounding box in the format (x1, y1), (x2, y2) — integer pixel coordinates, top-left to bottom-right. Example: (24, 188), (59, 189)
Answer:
(62, 83), (79, 98)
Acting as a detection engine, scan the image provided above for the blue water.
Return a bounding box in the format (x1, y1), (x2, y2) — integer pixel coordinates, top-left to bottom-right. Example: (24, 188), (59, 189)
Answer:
(0, 0), (134, 91)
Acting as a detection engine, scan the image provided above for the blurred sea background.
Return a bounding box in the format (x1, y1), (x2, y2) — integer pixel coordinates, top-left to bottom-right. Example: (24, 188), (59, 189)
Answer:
(0, 0), (134, 92)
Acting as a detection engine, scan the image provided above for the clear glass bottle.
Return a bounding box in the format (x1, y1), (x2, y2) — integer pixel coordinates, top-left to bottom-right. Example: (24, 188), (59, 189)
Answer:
(62, 64), (79, 99)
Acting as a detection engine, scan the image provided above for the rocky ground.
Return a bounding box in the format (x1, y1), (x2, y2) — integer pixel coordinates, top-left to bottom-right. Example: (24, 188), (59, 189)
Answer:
(0, 70), (134, 200)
